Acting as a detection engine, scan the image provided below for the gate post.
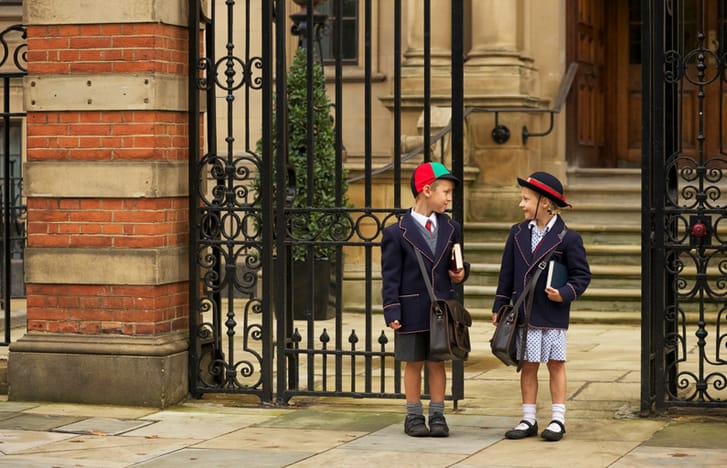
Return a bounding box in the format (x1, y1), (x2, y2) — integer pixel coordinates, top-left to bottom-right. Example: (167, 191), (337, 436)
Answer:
(8, 0), (190, 406)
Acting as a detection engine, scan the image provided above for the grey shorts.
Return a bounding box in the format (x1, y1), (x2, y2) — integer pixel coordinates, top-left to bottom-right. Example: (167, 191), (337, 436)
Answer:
(394, 331), (444, 362)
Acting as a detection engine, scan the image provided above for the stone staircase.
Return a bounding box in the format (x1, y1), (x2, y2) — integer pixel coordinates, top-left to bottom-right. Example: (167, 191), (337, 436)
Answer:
(463, 168), (643, 323)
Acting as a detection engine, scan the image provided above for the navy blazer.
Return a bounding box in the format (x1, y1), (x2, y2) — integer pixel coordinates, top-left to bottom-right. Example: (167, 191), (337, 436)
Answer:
(492, 216), (591, 329)
(381, 211), (471, 333)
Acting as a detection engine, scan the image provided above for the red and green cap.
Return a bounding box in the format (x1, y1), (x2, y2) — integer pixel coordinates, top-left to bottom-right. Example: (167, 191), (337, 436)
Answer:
(410, 162), (459, 197)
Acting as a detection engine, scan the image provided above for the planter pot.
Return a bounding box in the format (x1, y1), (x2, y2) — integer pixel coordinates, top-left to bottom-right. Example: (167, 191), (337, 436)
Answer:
(291, 257), (335, 320)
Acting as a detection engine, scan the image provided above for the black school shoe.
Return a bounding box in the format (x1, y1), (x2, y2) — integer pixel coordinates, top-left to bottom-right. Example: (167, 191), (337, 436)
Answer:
(541, 420), (566, 441)
(404, 414), (429, 437)
(504, 420), (538, 439)
(428, 413), (450, 437)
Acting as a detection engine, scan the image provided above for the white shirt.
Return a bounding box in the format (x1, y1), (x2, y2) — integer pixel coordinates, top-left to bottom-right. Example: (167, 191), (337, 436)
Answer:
(528, 215), (558, 253)
(410, 209), (436, 231)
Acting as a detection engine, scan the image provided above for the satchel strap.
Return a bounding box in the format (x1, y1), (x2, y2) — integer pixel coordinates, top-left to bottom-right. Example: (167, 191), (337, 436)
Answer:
(414, 248), (437, 304)
(515, 227), (567, 371)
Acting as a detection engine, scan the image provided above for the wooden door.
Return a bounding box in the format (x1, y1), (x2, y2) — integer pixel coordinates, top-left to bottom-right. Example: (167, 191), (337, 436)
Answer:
(610, 0), (725, 167)
(566, 0), (609, 167)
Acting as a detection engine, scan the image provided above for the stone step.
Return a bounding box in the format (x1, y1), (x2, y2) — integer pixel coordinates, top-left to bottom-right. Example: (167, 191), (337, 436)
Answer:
(562, 203), (641, 225)
(464, 222), (642, 244)
(566, 184), (642, 204)
(567, 167), (642, 186)
(468, 263), (641, 289)
(463, 285), (642, 313)
(464, 241), (642, 265)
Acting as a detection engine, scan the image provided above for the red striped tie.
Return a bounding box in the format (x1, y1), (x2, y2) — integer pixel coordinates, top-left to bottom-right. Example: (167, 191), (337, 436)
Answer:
(425, 220), (433, 233)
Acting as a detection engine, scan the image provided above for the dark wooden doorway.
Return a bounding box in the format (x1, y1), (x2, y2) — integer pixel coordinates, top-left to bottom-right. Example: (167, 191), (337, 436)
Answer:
(567, 0), (727, 168)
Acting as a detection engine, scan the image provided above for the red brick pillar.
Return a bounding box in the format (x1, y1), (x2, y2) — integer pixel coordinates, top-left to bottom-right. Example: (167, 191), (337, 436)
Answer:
(8, 1), (191, 406)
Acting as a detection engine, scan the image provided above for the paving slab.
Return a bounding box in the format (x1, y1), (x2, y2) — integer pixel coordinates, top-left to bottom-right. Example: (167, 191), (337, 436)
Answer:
(287, 447), (467, 467)
(134, 447), (312, 467)
(196, 426), (367, 452)
(53, 417), (155, 435)
(126, 410), (275, 439)
(256, 408), (401, 432)
(612, 446), (727, 467)
(23, 403), (156, 420)
(0, 412), (83, 431)
(0, 429), (76, 455)
(342, 422), (501, 455)
(12, 434), (196, 467)
(456, 438), (640, 468)
(644, 420), (727, 449)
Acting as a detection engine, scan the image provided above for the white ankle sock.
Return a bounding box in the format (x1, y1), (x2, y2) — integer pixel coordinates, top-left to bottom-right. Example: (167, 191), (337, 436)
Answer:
(514, 403), (537, 429)
(548, 404), (566, 432)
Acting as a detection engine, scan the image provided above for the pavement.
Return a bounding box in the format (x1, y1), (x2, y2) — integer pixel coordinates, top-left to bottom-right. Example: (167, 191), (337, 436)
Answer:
(0, 316), (726, 467)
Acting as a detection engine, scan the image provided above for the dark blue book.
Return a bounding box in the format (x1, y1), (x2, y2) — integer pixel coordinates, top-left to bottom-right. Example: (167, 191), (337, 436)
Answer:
(546, 260), (568, 289)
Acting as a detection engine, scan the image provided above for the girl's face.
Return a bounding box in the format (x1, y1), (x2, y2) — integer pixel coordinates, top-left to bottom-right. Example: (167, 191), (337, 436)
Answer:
(425, 179), (455, 213)
(519, 186), (545, 220)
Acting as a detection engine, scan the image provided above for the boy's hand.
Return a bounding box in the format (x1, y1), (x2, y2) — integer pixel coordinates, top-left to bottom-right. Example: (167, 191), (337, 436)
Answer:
(449, 268), (465, 283)
(389, 320), (401, 330)
(545, 287), (563, 302)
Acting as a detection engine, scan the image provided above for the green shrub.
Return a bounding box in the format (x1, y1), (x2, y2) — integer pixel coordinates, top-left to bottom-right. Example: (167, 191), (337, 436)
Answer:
(256, 47), (349, 262)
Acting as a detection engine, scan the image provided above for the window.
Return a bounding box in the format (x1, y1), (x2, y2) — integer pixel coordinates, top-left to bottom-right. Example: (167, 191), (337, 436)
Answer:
(0, 122), (22, 181)
(319, 0), (358, 65)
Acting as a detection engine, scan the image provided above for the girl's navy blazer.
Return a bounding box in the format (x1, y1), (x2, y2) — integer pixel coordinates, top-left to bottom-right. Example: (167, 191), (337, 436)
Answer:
(492, 216), (591, 329)
(381, 211), (470, 334)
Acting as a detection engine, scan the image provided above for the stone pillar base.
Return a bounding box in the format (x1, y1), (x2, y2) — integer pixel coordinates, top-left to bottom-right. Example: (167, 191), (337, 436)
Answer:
(8, 332), (188, 407)
(468, 186), (521, 222)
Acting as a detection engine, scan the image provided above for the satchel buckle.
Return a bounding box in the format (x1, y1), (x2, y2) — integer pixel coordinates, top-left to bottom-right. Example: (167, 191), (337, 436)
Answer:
(537, 260), (547, 270)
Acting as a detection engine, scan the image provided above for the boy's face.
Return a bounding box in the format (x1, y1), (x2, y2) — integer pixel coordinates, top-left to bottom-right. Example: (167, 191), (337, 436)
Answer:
(423, 179), (455, 213)
(519, 186), (543, 220)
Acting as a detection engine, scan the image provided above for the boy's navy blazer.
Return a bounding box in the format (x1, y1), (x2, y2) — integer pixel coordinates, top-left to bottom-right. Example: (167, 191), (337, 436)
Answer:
(381, 211), (470, 333)
(492, 216), (591, 329)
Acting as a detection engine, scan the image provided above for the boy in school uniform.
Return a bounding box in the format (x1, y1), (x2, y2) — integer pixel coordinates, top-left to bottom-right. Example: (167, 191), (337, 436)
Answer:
(492, 171), (591, 442)
(381, 161), (471, 437)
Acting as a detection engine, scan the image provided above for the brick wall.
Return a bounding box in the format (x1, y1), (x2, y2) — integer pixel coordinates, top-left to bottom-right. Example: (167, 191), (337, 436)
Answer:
(24, 21), (190, 336)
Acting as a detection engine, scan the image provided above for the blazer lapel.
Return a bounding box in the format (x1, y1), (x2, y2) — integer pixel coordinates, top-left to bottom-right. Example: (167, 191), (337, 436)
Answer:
(532, 217), (566, 265)
(434, 213), (454, 258)
(514, 222), (533, 265)
(400, 213), (432, 260)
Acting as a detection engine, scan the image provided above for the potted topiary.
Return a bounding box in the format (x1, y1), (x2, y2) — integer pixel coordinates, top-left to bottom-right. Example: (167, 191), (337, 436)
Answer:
(256, 45), (349, 320)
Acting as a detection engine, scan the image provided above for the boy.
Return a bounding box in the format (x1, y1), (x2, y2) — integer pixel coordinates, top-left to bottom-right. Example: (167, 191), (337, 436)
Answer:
(381, 161), (470, 437)
(492, 171), (591, 442)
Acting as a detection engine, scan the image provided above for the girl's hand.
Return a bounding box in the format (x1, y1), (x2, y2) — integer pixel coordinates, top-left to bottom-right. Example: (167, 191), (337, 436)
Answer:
(389, 320), (402, 330)
(545, 287), (563, 303)
(449, 268), (465, 284)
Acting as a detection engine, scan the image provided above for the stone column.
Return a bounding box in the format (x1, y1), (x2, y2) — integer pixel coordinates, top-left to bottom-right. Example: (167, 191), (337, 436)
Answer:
(397, 0), (456, 178)
(468, 0), (519, 64)
(464, 0), (542, 222)
(403, 0), (452, 66)
(9, 0), (190, 407)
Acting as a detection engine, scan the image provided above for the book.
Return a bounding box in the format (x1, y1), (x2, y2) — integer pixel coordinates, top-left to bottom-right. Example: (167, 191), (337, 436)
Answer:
(451, 243), (464, 271)
(546, 260), (568, 289)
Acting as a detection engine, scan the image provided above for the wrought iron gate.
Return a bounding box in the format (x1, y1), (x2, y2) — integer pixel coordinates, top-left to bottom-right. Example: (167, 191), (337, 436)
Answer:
(188, 1), (466, 404)
(642, 0), (727, 413)
(0, 24), (26, 346)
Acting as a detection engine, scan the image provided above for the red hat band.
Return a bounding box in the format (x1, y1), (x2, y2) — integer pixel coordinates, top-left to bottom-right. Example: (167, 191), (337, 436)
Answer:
(526, 177), (567, 204)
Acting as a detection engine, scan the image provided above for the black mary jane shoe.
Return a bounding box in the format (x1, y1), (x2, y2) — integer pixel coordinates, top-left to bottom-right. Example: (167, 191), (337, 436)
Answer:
(540, 420), (566, 442)
(504, 420), (538, 439)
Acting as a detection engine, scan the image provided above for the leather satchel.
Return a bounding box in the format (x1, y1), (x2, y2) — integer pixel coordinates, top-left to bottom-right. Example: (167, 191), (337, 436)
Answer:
(414, 249), (472, 361)
(490, 303), (518, 366)
(430, 297), (472, 360)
